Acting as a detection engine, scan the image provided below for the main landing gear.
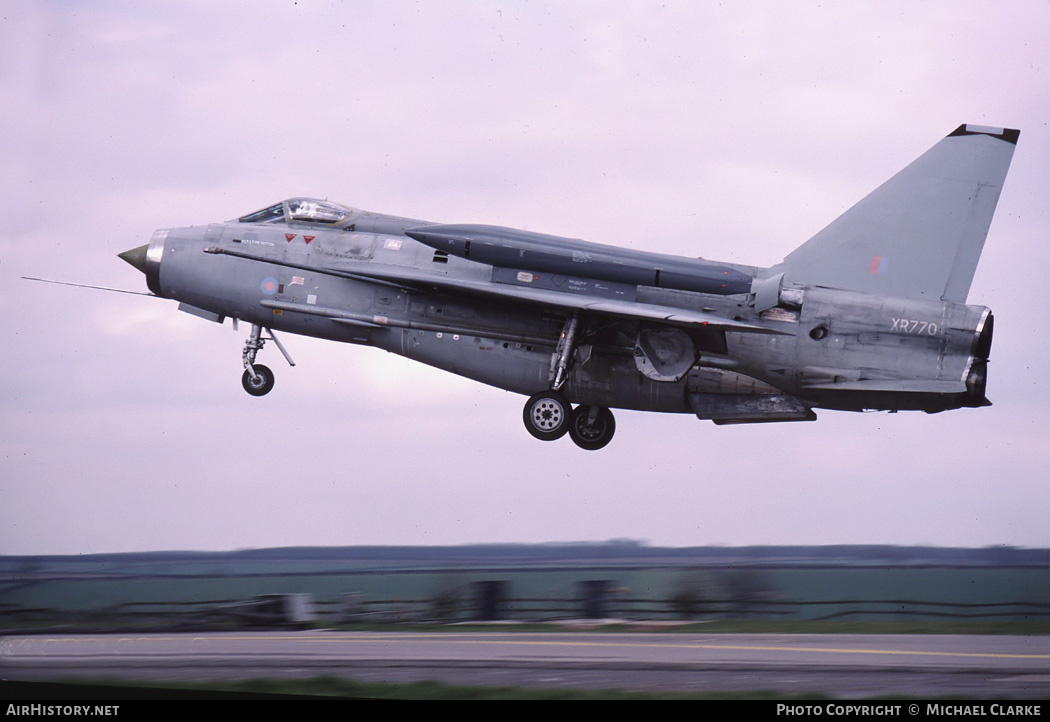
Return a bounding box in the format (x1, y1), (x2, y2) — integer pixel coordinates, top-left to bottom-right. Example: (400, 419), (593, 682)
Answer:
(520, 312), (616, 449)
(568, 404), (616, 451)
(523, 390), (572, 441)
(522, 392), (616, 450)
(240, 323), (295, 397)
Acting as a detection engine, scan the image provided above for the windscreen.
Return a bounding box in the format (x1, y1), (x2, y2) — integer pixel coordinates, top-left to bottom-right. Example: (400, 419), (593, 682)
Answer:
(238, 202), (285, 224)
(287, 199), (353, 224)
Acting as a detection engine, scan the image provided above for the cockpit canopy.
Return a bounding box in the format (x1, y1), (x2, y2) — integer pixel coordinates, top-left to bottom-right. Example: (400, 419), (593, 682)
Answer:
(237, 198), (355, 227)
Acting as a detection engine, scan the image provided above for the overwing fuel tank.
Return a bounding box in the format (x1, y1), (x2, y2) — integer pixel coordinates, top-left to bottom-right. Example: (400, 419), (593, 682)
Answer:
(405, 224), (752, 295)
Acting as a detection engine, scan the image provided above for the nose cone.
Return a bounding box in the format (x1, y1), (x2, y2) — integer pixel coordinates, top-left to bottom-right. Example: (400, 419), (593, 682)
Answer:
(119, 244), (149, 274)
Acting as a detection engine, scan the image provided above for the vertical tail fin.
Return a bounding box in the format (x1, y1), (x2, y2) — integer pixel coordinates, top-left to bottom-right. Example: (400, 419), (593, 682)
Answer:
(771, 125), (1018, 302)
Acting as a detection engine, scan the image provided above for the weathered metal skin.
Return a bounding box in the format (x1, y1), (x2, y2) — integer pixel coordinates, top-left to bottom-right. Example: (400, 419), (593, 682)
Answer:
(722, 287), (991, 410)
(791, 288), (991, 411)
(114, 125), (1017, 446)
(148, 217), (994, 417)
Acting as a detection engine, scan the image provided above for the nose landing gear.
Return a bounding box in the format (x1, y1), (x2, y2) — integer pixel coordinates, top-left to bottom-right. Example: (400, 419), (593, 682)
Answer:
(240, 324), (295, 397)
(242, 364), (275, 396)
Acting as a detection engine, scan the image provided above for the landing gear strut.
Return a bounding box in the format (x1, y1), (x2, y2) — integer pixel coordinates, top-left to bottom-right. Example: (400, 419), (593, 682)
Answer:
(522, 311), (617, 448)
(549, 312), (580, 391)
(240, 323), (295, 397)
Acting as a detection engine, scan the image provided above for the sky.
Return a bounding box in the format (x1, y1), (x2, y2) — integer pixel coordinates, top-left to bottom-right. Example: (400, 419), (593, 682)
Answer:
(2, 1), (1049, 555)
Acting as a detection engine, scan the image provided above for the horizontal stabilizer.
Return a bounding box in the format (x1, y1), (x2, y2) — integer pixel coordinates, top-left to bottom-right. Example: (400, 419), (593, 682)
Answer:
(770, 125), (1018, 303)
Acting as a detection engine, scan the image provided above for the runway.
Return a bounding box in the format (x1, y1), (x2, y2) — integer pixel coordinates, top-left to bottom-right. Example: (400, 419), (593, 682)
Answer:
(2, 631), (1049, 698)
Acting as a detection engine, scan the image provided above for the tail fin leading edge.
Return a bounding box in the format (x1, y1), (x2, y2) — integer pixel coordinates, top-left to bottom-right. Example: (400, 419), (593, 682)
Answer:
(772, 125), (1018, 303)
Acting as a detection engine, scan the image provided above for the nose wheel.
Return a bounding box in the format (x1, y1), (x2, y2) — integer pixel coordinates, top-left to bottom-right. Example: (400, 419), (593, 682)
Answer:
(242, 364), (275, 396)
(240, 323), (295, 397)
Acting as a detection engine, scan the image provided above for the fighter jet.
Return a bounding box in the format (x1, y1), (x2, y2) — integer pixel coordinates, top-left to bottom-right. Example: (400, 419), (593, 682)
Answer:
(94, 125), (1018, 449)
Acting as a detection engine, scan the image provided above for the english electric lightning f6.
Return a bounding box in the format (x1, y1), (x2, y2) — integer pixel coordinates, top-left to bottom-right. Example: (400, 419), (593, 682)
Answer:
(63, 125), (1023, 449)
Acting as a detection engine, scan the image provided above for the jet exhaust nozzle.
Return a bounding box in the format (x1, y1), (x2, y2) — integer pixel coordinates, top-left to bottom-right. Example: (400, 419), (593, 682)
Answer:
(964, 312), (994, 407)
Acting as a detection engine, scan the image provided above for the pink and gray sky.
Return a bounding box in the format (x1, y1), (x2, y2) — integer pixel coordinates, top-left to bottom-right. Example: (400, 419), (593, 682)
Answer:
(2, 1), (1049, 554)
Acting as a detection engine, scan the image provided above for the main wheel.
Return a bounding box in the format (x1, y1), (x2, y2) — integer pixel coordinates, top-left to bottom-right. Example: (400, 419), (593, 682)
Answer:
(241, 364), (275, 396)
(522, 390), (572, 441)
(568, 405), (616, 450)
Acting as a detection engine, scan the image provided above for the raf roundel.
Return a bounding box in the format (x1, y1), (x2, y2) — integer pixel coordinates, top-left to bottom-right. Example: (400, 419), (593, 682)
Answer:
(260, 277), (279, 295)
